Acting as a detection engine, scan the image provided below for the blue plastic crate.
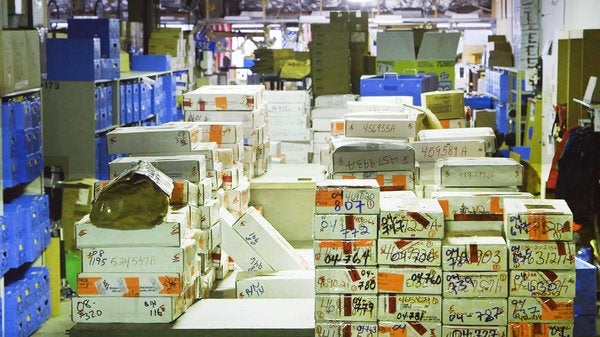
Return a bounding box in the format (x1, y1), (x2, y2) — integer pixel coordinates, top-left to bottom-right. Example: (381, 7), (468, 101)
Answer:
(13, 100), (32, 130)
(119, 84), (127, 124)
(2, 155), (18, 188)
(27, 96), (42, 128)
(131, 54), (172, 71)
(494, 102), (509, 134)
(132, 82), (141, 122)
(16, 152), (42, 184)
(7, 239), (26, 269)
(47, 38), (102, 81)
(125, 84), (134, 124)
(575, 314), (596, 337)
(23, 228), (42, 263)
(96, 135), (110, 180)
(0, 245), (8, 277)
(2, 128), (16, 160)
(2, 101), (16, 130)
(464, 95), (492, 110)
(0, 215), (8, 243)
(67, 18), (120, 57)
(575, 257), (597, 316)
(4, 202), (26, 241)
(360, 72), (438, 106)
(100, 58), (120, 80)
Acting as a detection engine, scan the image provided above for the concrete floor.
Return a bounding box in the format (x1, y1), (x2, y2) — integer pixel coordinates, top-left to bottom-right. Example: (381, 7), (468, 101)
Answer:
(30, 300), (74, 337)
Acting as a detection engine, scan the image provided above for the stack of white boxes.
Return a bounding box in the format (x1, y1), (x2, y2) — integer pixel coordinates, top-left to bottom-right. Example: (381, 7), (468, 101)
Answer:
(182, 84), (269, 179)
(72, 164), (198, 323)
(312, 94), (357, 164)
(328, 137), (417, 192)
(105, 123), (224, 297)
(504, 199), (576, 336)
(264, 90), (312, 164)
(313, 180), (380, 335)
(377, 196), (445, 336)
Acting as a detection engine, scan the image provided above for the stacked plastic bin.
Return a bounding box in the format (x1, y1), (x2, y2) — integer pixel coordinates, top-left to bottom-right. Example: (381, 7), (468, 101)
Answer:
(2, 95), (44, 188)
(313, 179), (380, 336)
(504, 199), (576, 337)
(4, 267), (51, 337)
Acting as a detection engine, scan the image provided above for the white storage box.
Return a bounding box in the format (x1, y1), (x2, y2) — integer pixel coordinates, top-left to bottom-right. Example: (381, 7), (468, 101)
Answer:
(235, 270), (314, 299)
(315, 322), (378, 337)
(331, 171), (416, 192)
(106, 124), (203, 155)
(442, 271), (508, 298)
(315, 179), (380, 215)
(329, 137), (414, 174)
(508, 323), (573, 337)
(344, 117), (417, 139)
(378, 294), (441, 322)
(442, 298), (508, 325)
(509, 270), (575, 297)
(435, 157), (524, 187)
(199, 198), (220, 229)
(411, 140), (486, 162)
(269, 115), (310, 129)
(269, 128), (313, 141)
(377, 266), (442, 294)
(184, 109), (263, 129)
(417, 127), (497, 154)
(508, 297), (574, 322)
(443, 326), (507, 337)
(109, 155), (207, 183)
(314, 94), (357, 107)
(377, 239), (441, 266)
(315, 294), (378, 321)
(266, 103), (308, 117)
(315, 267), (378, 294)
(77, 272), (188, 296)
(442, 236), (507, 272)
(379, 322), (441, 337)
(313, 117), (337, 131)
(346, 100), (406, 114)
(165, 121), (244, 144)
(379, 198), (444, 239)
(183, 84), (264, 111)
(508, 241), (575, 270)
(224, 181), (250, 217)
(503, 199), (573, 241)
(431, 191), (533, 221)
(314, 240), (377, 267)
(313, 214), (378, 240)
(139, 143), (219, 170)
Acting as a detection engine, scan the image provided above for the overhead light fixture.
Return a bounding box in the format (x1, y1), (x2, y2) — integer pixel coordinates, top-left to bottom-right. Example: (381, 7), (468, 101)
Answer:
(299, 12), (329, 24)
(372, 14), (404, 25)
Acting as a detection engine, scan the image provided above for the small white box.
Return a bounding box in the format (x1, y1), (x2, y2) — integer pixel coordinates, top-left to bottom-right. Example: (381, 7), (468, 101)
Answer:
(266, 103), (308, 117)
(379, 322), (441, 337)
(331, 171), (416, 192)
(329, 137), (415, 174)
(219, 141), (244, 162)
(346, 101), (406, 114)
(315, 294), (378, 321)
(314, 240), (377, 267)
(442, 236), (507, 272)
(76, 272), (188, 296)
(443, 326), (507, 337)
(269, 115), (310, 129)
(315, 179), (380, 215)
(314, 94), (357, 107)
(315, 322), (378, 337)
(75, 213), (190, 248)
(417, 127), (497, 154)
(81, 240), (197, 280)
(183, 84), (264, 111)
(219, 208), (274, 272)
(269, 128), (312, 141)
(503, 199), (573, 241)
(378, 266), (442, 294)
(412, 140), (486, 162)
(199, 198), (220, 229)
(315, 267), (378, 294)
(442, 298), (508, 325)
(106, 124), (202, 155)
(313, 214), (378, 240)
(314, 131), (332, 144)
(431, 191), (533, 221)
(235, 270), (314, 299)
(508, 297), (574, 322)
(171, 204), (201, 229)
(109, 155), (207, 183)
(243, 126), (264, 146)
(243, 145), (258, 164)
(359, 95), (413, 105)
(217, 148), (234, 169)
(345, 117), (417, 139)
(140, 143), (219, 170)
(165, 121), (244, 144)
(435, 157), (524, 187)
(377, 239), (442, 266)
(222, 162), (242, 190)
(378, 294), (442, 322)
(508, 240), (575, 270)
(233, 207), (308, 270)
(442, 271), (508, 297)
(379, 198), (445, 239)
(71, 293), (193, 323)
(224, 181), (250, 217)
(313, 117), (338, 131)
(509, 270), (575, 297)
(184, 109), (263, 129)
(507, 323), (573, 337)
(280, 141), (313, 153)
(264, 90), (310, 104)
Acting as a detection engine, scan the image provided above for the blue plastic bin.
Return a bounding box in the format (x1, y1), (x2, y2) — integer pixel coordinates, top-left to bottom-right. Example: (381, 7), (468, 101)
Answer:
(360, 72), (438, 105)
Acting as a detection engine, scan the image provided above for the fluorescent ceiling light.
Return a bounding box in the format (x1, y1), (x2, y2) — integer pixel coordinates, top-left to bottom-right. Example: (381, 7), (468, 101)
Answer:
(372, 14), (404, 24)
(299, 15), (329, 24)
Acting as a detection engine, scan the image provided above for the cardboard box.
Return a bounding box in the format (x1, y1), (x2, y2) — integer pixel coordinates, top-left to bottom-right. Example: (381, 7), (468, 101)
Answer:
(435, 157), (523, 187)
(377, 294), (442, 322)
(508, 241), (575, 270)
(344, 117), (417, 139)
(346, 101), (407, 114)
(315, 294), (378, 321)
(315, 267), (378, 294)
(140, 143), (219, 170)
(431, 191), (533, 221)
(315, 179), (380, 215)
(314, 240), (377, 267)
(313, 117), (337, 132)
(377, 266), (442, 294)
(509, 270), (575, 298)
(219, 208), (274, 272)
(331, 119), (345, 136)
(165, 121), (244, 144)
(312, 107), (346, 119)
(268, 128), (312, 141)
(377, 239), (441, 266)
(233, 207), (307, 270)
(235, 270), (314, 299)
(80, 239), (197, 275)
(106, 124), (204, 155)
(508, 323), (573, 337)
(442, 271), (508, 298)
(184, 109), (264, 129)
(314, 94), (357, 107)
(379, 198), (444, 239)
(224, 181), (250, 217)
(379, 322), (441, 337)
(266, 103), (308, 117)
(217, 148), (234, 169)
(315, 322), (378, 337)
(442, 298), (507, 325)
(183, 85), (264, 111)
(269, 115), (310, 129)
(417, 127), (497, 154)
(420, 90), (465, 120)
(503, 199), (573, 241)
(329, 137), (415, 174)
(332, 171), (416, 192)
(313, 214), (378, 240)
(71, 293), (191, 323)
(412, 140), (486, 162)
(508, 297), (574, 322)
(75, 213), (191, 248)
(109, 155), (207, 183)
(77, 272), (187, 296)
(264, 90), (310, 104)
(442, 236), (507, 272)
(221, 162), (242, 190)
(443, 326), (507, 337)
(199, 198), (220, 229)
